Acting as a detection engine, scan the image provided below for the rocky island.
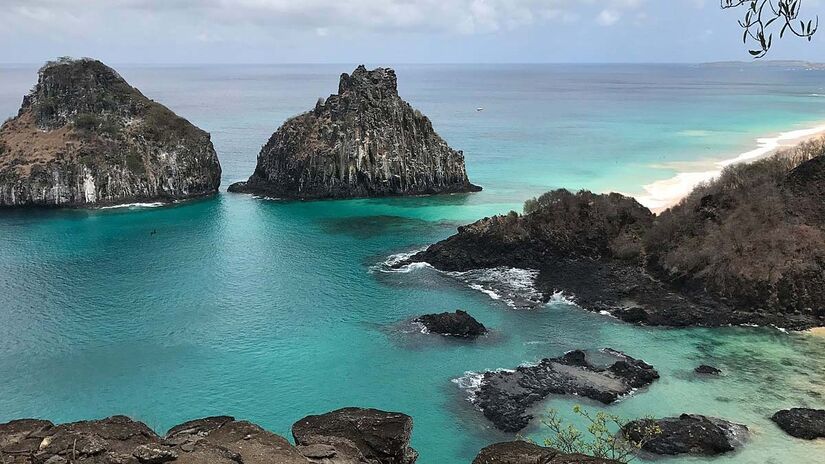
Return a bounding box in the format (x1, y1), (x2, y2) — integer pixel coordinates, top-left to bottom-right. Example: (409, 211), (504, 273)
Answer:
(400, 140), (825, 329)
(0, 58), (221, 207)
(228, 65), (480, 199)
(414, 310), (488, 339)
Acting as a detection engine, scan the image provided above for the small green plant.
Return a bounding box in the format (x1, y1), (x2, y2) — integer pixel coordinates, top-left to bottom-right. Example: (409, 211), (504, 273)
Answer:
(538, 406), (661, 463)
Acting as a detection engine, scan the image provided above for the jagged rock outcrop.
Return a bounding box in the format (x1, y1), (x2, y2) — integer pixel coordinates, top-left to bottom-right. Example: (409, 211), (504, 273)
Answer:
(771, 408), (825, 440)
(466, 349), (659, 433)
(0, 57), (221, 207)
(228, 65), (480, 199)
(472, 441), (620, 464)
(414, 310), (487, 339)
(622, 414), (748, 456)
(403, 143), (825, 328)
(292, 408), (418, 464)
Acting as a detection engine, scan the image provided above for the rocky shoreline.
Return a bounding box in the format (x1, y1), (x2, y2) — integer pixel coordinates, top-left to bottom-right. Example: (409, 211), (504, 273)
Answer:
(400, 142), (825, 329)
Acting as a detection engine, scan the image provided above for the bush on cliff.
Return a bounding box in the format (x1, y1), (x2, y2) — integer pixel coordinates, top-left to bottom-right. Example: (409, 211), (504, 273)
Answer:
(644, 138), (825, 313)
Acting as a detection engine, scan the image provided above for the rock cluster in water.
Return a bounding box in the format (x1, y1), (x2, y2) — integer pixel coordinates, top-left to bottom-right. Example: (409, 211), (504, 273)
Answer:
(228, 65), (480, 199)
(470, 349), (659, 433)
(0, 58), (221, 207)
(771, 408), (825, 440)
(0, 408), (415, 464)
(414, 310), (487, 339)
(403, 142), (825, 329)
(622, 414), (748, 456)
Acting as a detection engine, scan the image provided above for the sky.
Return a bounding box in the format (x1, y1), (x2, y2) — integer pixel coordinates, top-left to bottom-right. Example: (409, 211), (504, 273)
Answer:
(1, 0), (824, 64)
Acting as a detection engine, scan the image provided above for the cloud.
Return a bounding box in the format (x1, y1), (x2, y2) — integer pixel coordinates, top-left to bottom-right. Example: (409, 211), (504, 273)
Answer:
(597, 9), (621, 26)
(1, 0), (648, 36)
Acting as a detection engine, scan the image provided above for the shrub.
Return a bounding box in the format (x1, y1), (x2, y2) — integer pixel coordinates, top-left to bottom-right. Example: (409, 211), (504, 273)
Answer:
(539, 406), (660, 463)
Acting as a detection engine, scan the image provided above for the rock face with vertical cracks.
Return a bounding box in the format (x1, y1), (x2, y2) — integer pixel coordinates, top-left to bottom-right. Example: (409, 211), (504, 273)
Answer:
(228, 65), (480, 199)
(0, 57), (221, 208)
(468, 349), (659, 433)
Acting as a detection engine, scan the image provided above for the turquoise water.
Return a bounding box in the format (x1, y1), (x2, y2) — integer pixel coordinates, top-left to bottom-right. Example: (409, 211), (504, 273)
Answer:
(1, 64), (825, 463)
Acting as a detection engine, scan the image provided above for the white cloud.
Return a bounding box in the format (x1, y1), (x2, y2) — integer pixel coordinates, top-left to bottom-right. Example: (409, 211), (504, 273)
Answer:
(1, 0), (649, 36)
(597, 9), (621, 26)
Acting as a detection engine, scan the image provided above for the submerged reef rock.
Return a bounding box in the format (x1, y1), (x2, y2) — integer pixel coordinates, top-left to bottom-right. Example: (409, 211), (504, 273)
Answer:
(292, 407), (418, 464)
(0, 57), (221, 208)
(414, 310), (487, 339)
(466, 349), (658, 433)
(472, 441), (620, 463)
(694, 365), (722, 375)
(405, 141), (825, 328)
(622, 414), (748, 456)
(0, 409), (418, 464)
(228, 65), (480, 199)
(771, 408), (825, 440)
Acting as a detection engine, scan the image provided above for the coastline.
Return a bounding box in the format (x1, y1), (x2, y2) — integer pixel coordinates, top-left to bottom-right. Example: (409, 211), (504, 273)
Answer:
(633, 122), (825, 213)
(807, 327), (825, 337)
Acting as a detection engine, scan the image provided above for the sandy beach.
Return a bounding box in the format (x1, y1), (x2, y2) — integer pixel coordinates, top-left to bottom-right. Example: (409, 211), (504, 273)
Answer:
(635, 123), (825, 213)
(807, 327), (825, 337)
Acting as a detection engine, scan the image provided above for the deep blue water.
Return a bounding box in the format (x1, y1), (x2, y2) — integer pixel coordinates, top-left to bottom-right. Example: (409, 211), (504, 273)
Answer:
(1, 64), (824, 463)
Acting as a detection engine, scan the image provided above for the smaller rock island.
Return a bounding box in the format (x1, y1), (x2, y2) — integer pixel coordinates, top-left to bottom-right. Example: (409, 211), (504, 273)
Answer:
(229, 65), (480, 199)
(414, 310), (487, 339)
(0, 57), (221, 207)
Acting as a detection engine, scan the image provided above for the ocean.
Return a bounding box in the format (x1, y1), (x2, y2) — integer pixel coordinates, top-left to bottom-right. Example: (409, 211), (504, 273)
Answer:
(1, 63), (824, 463)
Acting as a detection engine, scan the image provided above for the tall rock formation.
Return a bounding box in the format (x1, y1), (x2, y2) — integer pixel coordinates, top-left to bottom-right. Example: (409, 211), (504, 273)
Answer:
(229, 65), (480, 199)
(0, 57), (221, 207)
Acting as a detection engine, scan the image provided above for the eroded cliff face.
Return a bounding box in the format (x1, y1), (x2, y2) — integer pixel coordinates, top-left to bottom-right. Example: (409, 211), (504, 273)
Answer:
(229, 65), (480, 199)
(0, 58), (221, 207)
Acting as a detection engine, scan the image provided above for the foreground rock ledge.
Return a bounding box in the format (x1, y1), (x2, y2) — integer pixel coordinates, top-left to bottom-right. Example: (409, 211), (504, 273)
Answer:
(0, 408), (417, 464)
(229, 65), (480, 199)
(0, 57), (221, 208)
(472, 441), (619, 463)
(469, 349), (659, 433)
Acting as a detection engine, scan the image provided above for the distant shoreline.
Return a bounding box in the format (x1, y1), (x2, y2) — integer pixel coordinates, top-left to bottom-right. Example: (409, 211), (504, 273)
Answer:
(633, 122), (825, 213)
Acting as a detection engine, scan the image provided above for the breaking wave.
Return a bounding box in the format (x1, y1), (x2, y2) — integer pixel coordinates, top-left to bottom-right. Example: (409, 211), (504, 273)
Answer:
(370, 248), (431, 273)
(445, 267), (543, 309)
(98, 202), (165, 210)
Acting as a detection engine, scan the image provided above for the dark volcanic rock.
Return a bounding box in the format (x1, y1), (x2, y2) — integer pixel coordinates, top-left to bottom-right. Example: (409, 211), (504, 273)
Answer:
(472, 441), (619, 464)
(414, 310), (487, 338)
(0, 57), (221, 207)
(469, 349), (659, 433)
(229, 65), (480, 199)
(623, 414), (748, 456)
(694, 365), (722, 375)
(292, 407), (418, 464)
(771, 408), (825, 439)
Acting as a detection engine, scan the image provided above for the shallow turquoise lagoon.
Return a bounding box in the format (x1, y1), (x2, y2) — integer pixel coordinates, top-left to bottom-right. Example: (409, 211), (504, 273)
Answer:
(1, 64), (824, 463)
